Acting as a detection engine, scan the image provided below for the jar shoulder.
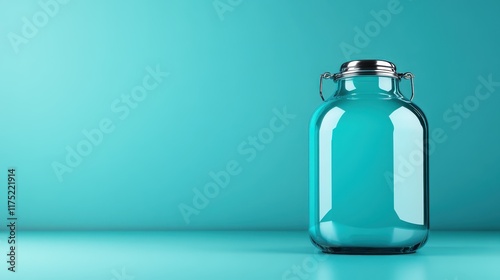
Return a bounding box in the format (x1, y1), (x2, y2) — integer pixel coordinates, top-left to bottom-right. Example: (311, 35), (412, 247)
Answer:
(310, 98), (428, 130)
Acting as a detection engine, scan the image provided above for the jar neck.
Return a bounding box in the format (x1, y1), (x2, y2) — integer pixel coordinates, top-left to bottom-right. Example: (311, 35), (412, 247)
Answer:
(334, 76), (403, 99)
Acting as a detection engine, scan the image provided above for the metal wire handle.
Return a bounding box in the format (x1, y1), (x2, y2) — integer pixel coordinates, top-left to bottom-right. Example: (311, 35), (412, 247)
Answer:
(318, 71), (415, 101)
(398, 72), (415, 101)
(319, 72), (337, 101)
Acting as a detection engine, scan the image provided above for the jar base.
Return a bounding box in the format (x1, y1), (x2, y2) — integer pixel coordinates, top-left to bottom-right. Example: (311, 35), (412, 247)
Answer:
(312, 238), (425, 255)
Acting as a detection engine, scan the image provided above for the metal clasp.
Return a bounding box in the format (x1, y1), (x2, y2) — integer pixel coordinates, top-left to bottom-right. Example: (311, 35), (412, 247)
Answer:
(319, 72), (337, 102)
(398, 72), (415, 101)
(319, 71), (415, 102)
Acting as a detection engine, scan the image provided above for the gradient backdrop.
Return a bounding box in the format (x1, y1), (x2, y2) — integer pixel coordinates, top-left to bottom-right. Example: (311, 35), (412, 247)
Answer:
(0, 0), (499, 231)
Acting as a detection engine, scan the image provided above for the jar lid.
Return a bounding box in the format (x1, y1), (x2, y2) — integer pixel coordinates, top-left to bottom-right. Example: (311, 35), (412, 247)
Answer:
(335, 60), (398, 79)
(319, 60), (416, 101)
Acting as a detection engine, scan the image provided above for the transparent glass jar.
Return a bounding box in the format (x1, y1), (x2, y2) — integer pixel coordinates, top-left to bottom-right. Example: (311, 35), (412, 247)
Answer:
(309, 60), (429, 254)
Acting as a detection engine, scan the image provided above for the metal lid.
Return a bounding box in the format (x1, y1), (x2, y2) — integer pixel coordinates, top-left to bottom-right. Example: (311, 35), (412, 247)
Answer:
(335, 60), (398, 79)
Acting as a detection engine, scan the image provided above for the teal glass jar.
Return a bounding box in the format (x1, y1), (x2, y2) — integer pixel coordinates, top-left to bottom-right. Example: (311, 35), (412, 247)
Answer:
(309, 60), (429, 254)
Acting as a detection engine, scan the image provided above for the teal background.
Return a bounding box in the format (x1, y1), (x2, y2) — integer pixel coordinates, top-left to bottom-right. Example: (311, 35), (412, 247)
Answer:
(0, 0), (499, 230)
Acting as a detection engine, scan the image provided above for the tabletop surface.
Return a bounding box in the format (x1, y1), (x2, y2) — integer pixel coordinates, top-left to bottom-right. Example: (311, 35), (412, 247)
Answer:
(1, 231), (499, 280)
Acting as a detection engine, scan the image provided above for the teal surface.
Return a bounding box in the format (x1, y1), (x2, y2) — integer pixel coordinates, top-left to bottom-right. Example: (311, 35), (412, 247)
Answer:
(0, 231), (499, 279)
(0, 0), (499, 230)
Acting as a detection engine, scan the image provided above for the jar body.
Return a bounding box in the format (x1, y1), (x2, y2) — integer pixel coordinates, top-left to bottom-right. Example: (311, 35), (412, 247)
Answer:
(309, 76), (429, 254)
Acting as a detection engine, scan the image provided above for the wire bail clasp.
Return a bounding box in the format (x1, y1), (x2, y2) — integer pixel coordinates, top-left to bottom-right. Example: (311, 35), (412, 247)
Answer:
(319, 69), (415, 102)
(319, 72), (337, 102)
(398, 72), (415, 101)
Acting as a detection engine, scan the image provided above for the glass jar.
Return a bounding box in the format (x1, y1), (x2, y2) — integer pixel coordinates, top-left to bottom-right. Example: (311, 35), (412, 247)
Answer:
(309, 60), (429, 254)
